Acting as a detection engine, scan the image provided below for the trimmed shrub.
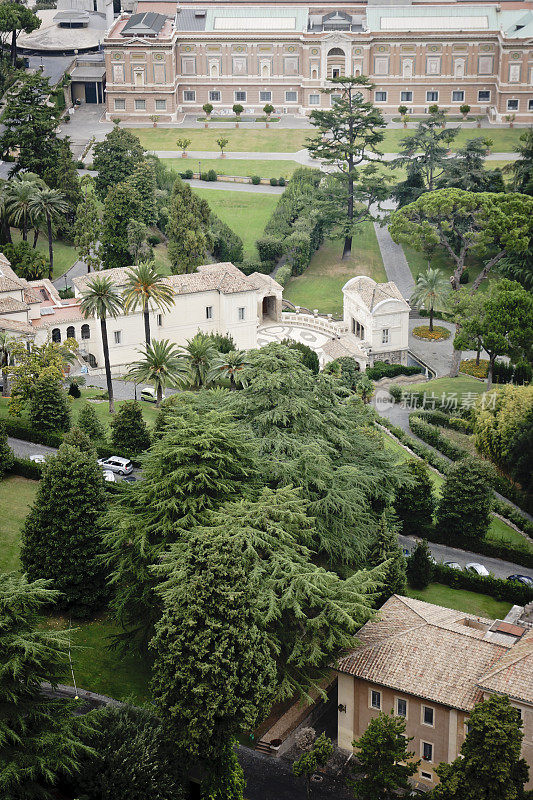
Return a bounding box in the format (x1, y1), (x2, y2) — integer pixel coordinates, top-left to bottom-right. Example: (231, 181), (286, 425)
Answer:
(278, 177), (286, 186)
(210, 213), (244, 264)
(28, 374), (70, 433)
(10, 456), (43, 480)
(269, 177), (278, 186)
(0, 421), (14, 479)
(406, 540), (434, 589)
(284, 231), (312, 276)
(67, 381), (81, 398)
(395, 459), (435, 537)
(180, 169), (194, 180)
(110, 401), (151, 456)
(148, 233), (162, 246)
(77, 402), (106, 442)
(237, 260), (269, 276)
(274, 262), (292, 287)
(434, 563), (533, 606)
(256, 236), (284, 264)
(251, 175), (261, 185)
(205, 331), (236, 354)
(388, 385), (403, 403)
(366, 362), (423, 381)
(436, 457), (493, 544)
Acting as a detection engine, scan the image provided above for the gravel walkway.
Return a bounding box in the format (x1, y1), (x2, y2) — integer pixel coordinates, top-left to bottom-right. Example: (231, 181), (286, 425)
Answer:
(373, 223), (414, 300)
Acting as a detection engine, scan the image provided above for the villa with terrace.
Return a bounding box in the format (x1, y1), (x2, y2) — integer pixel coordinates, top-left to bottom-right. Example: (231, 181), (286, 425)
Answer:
(0, 254), (410, 373)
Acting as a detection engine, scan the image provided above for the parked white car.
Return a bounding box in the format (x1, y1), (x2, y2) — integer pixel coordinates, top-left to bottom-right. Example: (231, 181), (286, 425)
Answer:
(30, 454), (46, 464)
(97, 456), (133, 476)
(103, 470), (117, 483)
(140, 386), (165, 403)
(465, 562), (490, 577)
(444, 561), (462, 570)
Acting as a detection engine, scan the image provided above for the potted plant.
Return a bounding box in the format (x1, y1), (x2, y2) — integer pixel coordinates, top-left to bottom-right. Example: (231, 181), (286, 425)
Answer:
(202, 102), (213, 128)
(263, 103), (274, 128)
(459, 103), (471, 120)
(149, 114), (159, 128)
(475, 115), (483, 128)
(483, 136), (493, 155)
(398, 104), (408, 126)
(112, 117), (121, 127)
(232, 103), (244, 127)
(216, 136), (229, 158)
(505, 113), (516, 128)
(176, 137), (192, 158)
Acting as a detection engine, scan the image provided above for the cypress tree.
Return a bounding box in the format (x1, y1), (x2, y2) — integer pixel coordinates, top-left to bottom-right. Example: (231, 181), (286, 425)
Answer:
(0, 420), (14, 479)
(77, 402), (106, 442)
(406, 539), (434, 590)
(167, 178), (211, 273)
(21, 443), (107, 617)
(128, 160), (157, 226)
(394, 458), (435, 537)
(436, 457), (492, 543)
(62, 425), (96, 456)
(0, 573), (92, 800)
(28, 371), (70, 432)
(367, 514), (407, 605)
(151, 532), (276, 798)
(110, 401), (151, 456)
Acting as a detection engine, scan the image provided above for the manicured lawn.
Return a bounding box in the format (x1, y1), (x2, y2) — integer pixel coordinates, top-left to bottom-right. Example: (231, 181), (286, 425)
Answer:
(380, 127), (523, 154)
(192, 187), (279, 260)
(284, 224), (386, 316)
(0, 475), (38, 572)
(407, 374), (487, 398)
(0, 387), (160, 434)
(10, 229), (78, 281)
(131, 127), (310, 153)
(406, 583), (512, 619)
(162, 157), (298, 180)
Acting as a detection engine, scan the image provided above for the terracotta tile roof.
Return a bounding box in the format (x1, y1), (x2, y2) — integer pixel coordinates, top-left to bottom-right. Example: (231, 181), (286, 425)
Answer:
(246, 272), (283, 292)
(0, 256), (26, 292)
(24, 288), (42, 304)
(323, 337), (367, 361)
(0, 296), (29, 313)
(31, 307), (86, 328)
(0, 317), (35, 335)
(72, 262), (255, 296)
(478, 630), (533, 703)
(343, 276), (409, 311)
(336, 595), (517, 712)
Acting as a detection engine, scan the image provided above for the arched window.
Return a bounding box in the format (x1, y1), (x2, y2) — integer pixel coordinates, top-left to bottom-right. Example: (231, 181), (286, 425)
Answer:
(51, 328), (61, 343)
(81, 324), (90, 340)
(328, 47), (345, 56)
(66, 326), (75, 339)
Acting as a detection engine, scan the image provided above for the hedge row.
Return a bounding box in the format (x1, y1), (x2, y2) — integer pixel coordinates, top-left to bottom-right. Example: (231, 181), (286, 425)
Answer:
(11, 456), (43, 480)
(408, 413), (532, 515)
(366, 362), (423, 381)
(210, 212), (244, 264)
(389, 385), (470, 415)
(412, 409), (472, 434)
(256, 167), (324, 276)
(376, 416), (533, 542)
(433, 563), (533, 606)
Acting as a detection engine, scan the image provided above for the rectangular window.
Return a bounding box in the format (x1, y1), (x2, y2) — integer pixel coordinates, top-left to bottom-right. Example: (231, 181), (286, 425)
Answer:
(206, 306), (213, 320)
(181, 57), (196, 75)
(259, 90), (272, 102)
(421, 771), (433, 781)
(285, 91), (297, 102)
(452, 90), (464, 102)
(478, 90), (491, 101)
(113, 331), (122, 345)
(509, 64), (521, 83)
(396, 698), (407, 717)
(422, 742), (433, 762)
(209, 90), (221, 102)
(375, 91), (387, 102)
(155, 99), (166, 111)
(157, 314), (162, 327)
(238, 307), (245, 321)
(374, 56), (389, 76)
(528, 99), (533, 111)
(400, 91), (413, 102)
(507, 99), (519, 111)
(308, 93), (320, 105)
(114, 98), (125, 110)
(382, 328), (390, 345)
(355, 321), (365, 339)
(234, 90), (246, 102)
(134, 99), (146, 111)
(426, 91), (439, 102)
(371, 690), (381, 709)
(331, 94), (342, 105)
(423, 706), (434, 726)
(183, 90), (195, 102)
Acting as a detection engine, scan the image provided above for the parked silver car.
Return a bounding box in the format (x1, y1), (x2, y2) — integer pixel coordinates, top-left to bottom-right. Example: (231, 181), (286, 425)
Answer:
(97, 456), (133, 476)
(465, 562), (490, 577)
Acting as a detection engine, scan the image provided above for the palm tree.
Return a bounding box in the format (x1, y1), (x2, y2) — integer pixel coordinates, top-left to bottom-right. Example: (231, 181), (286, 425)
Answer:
(0, 332), (14, 397)
(181, 333), (217, 389)
(28, 187), (69, 280)
(410, 267), (450, 331)
(126, 339), (188, 406)
(4, 174), (42, 242)
(80, 275), (123, 414)
(122, 261), (175, 345)
(207, 349), (249, 390)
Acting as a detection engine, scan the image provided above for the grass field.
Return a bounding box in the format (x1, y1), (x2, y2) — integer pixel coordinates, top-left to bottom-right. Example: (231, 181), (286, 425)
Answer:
(0, 475), (38, 572)
(0, 387), (160, 434)
(131, 125), (524, 154)
(402, 242), (499, 293)
(406, 583), (512, 619)
(162, 157), (298, 180)
(192, 187), (279, 260)
(408, 374), (487, 398)
(284, 224), (386, 316)
(10, 229), (78, 281)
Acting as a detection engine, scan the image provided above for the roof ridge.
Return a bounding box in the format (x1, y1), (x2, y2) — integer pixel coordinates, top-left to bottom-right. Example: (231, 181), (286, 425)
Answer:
(478, 636), (533, 682)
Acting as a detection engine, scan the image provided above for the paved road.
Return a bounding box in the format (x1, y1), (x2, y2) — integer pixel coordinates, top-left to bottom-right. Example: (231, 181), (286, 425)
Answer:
(373, 222), (414, 300)
(186, 177), (284, 194)
(8, 437), (57, 460)
(399, 534), (532, 581)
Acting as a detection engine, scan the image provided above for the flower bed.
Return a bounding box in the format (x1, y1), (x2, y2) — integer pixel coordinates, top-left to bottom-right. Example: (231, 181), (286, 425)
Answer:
(460, 359), (489, 379)
(412, 325), (451, 341)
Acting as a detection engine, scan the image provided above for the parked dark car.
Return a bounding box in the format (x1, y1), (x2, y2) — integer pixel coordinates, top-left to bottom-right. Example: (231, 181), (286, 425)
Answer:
(507, 574), (533, 586)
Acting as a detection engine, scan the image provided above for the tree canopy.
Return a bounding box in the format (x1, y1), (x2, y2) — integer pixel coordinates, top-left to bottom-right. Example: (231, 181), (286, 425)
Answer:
(92, 126), (145, 201)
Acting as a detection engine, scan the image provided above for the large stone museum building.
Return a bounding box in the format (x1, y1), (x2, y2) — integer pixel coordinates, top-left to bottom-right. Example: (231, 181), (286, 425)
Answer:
(103, 0), (533, 122)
